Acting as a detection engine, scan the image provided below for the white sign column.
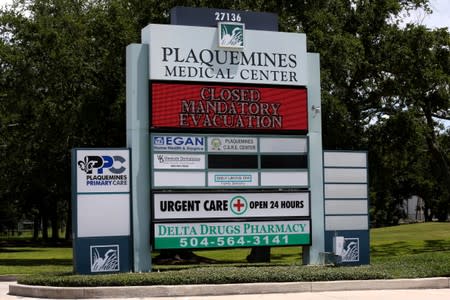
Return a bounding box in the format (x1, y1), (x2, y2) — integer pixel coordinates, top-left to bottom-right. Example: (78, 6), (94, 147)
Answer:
(126, 44), (151, 272)
(303, 53), (325, 265)
(323, 151), (370, 265)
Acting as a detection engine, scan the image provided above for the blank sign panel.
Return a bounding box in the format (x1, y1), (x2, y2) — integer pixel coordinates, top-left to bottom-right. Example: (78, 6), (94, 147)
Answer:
(260, 137), (308, 153)
(325, 215), (368, 231)
(324, 168), (367, 183)
(77, 194), (130, 238)
(154, 171), (205, 187)
(324, 152), (367, 167)
(261, 171), (308, 187)
(325, 200), (368, 215)
(324, 184), (368, 199)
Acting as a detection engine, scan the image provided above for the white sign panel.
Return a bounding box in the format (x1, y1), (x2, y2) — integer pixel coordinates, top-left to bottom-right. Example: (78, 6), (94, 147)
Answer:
(208, 172), (258, 187)
(259, 137), (307, 153)
(260, 171), (308, 187)
(77, 194), (130, 238)
(153, 171), (205, 187)
(152, 135), (205, 152)
(324, 184), (368, 199)
(324, 152), (367, 168)
(324, 168), (367, 183)
(153, 192), (310, 220)
(325, 200), (368, 215)
(208, 136), (257, 152)
(325, 215), (369, 231)
(153, 153), (205, 169)
(75, 149), (130, 193)
(142, 24), (307, 86)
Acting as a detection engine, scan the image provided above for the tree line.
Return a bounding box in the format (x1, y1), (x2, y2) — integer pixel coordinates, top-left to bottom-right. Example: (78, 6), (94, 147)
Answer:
(0, 0), (449, 240)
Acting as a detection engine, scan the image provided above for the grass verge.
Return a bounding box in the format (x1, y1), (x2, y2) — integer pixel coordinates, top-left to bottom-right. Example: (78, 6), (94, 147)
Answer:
(18, 265), (390, 287)
(16, 250), (450, 286)
(2, 222), (450, 286)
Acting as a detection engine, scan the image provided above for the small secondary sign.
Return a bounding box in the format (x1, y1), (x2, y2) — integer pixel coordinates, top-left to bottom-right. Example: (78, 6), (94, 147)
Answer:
(153, 192), (310, 219)
(153, 153), (205, 169)
(153, 220), (311, 249)
(208, 172), (258, 187)
(208, 136), (257, 152)
(152, 135), (205, 152)
(75, 149), (130, 193)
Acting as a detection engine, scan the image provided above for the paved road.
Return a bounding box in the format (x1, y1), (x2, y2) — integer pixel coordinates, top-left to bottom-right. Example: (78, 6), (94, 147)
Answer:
(2, 282), (450, 300)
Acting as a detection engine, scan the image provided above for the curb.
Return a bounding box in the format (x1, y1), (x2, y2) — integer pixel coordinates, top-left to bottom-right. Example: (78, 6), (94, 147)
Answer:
(8, 277), (450, 299)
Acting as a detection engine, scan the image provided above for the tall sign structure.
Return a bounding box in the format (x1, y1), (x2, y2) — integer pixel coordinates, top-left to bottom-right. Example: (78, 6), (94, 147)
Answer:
(126, 7), (324, 272)
(72, 7), (369, 274)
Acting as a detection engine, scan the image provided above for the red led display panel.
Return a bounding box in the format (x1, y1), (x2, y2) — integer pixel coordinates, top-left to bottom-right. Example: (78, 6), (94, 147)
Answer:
(151, 82), (308, 131)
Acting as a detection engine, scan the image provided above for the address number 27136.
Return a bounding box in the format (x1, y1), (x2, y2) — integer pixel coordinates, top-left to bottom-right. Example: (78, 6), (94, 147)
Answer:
(215, 12), (242, 22)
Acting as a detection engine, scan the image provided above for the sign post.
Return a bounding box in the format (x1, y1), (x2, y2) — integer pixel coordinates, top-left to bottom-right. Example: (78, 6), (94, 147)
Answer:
(303, 53), (326, 264)
(126, 44), (151, 272)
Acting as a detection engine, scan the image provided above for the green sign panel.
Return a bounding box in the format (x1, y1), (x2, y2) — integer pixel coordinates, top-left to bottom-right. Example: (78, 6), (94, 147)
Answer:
(153, 220), (310, 250)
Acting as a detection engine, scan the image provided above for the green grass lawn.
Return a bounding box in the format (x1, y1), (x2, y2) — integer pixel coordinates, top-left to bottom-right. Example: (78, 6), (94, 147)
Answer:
(0, 246), (73, 275)
(1, 222), (450, 280)
(370, 222), (450, 257)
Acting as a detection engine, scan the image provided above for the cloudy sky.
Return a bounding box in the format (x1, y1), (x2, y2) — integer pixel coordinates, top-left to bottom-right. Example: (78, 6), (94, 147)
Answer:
(404, 0), (450, 28)
(0, 0), (449, 29)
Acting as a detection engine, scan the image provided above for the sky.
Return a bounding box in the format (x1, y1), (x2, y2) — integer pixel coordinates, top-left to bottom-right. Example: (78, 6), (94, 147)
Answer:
(402, 0), (450, 28)
(1, 0), (449, 28)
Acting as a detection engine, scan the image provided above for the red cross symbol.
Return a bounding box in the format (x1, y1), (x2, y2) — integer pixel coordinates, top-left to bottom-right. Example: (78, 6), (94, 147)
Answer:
(233, 198), (245, 212)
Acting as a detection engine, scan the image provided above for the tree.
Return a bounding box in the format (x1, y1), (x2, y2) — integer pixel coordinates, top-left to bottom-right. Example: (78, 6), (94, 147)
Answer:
(0, 0), (140, 240)
(1, 0), (448, 255)
(278, 1), (450, 224)
(372, 24), (450, 221)
(367, 111), (430, 226)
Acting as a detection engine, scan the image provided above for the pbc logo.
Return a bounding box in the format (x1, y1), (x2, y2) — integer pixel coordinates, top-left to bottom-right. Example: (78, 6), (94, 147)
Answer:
(78, 156), (126, 174)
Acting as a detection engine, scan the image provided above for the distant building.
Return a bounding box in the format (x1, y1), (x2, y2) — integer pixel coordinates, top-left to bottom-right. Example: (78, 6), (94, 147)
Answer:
(402, 195), (425, 222)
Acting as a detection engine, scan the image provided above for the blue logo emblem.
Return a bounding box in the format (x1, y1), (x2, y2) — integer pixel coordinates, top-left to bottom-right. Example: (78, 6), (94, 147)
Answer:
(90, 245), (120, 272)
(342, 238), (359, 262)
